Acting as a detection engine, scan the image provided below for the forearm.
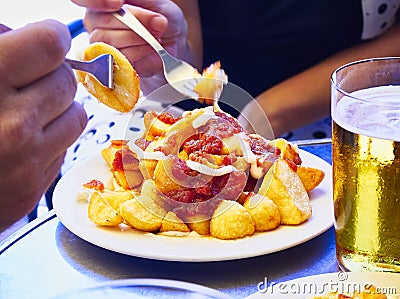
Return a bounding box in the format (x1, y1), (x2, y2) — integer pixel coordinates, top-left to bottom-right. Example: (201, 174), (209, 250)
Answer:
(255, 22), (400, 137)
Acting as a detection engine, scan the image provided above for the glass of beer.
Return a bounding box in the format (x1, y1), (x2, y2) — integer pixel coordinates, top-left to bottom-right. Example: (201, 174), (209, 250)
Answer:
(331, 57), (400, 272)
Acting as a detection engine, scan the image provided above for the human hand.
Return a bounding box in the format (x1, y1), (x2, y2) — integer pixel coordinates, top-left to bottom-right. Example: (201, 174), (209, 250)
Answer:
(71, 0), (189, 94)
(0, 20), (88, 230)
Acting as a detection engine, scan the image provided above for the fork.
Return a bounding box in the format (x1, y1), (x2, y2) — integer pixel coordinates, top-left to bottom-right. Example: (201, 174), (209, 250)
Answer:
(65, 54), (114, 89)
(113, 5), (199, 99)
(66, 21), (114, 89)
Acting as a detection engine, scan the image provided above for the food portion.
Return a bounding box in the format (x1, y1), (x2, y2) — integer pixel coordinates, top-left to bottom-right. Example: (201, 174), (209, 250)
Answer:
(76, 42), (140, 113)
(78, 105), (325, 240)
(74, 41), (324, 240)
(193, 61), (228, 105)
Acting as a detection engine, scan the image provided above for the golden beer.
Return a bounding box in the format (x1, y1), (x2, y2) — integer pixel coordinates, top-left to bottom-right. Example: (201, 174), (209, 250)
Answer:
(332, 85), (400, 272)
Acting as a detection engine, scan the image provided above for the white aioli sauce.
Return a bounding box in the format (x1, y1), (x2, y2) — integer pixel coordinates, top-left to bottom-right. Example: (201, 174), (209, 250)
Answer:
(129, 108), (271, 178)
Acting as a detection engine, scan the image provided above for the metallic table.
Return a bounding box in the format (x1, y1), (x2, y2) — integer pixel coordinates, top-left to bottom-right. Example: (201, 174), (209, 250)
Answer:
(0, 143), (338, 299)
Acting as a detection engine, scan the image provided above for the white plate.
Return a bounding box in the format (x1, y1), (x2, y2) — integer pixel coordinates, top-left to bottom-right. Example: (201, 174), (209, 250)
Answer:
(53, 149), (333, 262)
(246, 272), (400, 298)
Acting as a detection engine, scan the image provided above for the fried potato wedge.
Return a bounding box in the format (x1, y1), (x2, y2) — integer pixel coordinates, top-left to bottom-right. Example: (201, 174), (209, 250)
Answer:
(297, 165), (325, 193)
(258, 159), (312, 225)
(160, 211), (191, 233)
(242, 193), (280, 232)
(101, 140), (125, 166)
(210, 200), (255, 240)
(153, 158), (182, 195)
(185, 215), (211, 236)
(101, 190), (134, 212)
(88, 192), (123, 226)
(140, 179), (170, 211)
(194, 61), (228, 105)
(272, 138), (302, 165)
(138, 137), (166, 179)
(119, 195), (167, 232)
(101, 141), (143, 190)
(143, 111), (172, 140)
(122, 170), (144, 190)
(139, 159), (158, 179)
(76, 42), (140, 112)
(107, 169), (143, 190)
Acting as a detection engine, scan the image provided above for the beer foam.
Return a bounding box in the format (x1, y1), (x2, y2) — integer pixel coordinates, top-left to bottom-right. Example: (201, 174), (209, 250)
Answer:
(333, 85), (400, 141)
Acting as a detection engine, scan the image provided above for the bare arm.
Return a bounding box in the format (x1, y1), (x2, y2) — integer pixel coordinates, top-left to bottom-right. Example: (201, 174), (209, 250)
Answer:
(242, 22), (400, 137)
(172, 0), (203, 69)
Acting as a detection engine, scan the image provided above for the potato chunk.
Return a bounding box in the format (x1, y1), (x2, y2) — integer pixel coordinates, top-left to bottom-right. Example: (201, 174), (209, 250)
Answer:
(186, 215), (211, 236)
(258, 159), (312, 225)
(101, 140), (143, 190)
(242, 193), (280, 232)
(76, 42), (140, 113)
(296, 165), (325, 193)
(140, 179), (170, 211)
(143, 111), (172, 140)
(272, 138), (302, 165)
(210, 200), (255, 240)
(120, 195), (167, 232)
(88, 192), (123, 226)
(101, 190), (134, 212)
(160, 211), (191, 233)
(153, 159), (182, 195)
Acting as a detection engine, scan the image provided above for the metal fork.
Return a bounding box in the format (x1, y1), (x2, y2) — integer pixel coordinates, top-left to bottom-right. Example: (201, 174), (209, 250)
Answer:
(113, 5), (199, 99)
(65, 54), (114, 89)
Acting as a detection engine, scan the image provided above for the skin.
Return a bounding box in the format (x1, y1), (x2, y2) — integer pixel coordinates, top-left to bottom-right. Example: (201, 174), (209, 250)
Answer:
(72, 0), (400, 136)
(0, 20), (88, 232)
(72, 0), (201, 95)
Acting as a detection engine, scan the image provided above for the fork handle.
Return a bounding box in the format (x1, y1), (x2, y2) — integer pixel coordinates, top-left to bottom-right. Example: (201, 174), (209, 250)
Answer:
(113, 6), (164, 53)
(65, 58), (91, 73)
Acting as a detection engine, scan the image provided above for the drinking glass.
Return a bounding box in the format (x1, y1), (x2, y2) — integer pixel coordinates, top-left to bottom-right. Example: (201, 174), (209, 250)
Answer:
(331, 57), (400, 272)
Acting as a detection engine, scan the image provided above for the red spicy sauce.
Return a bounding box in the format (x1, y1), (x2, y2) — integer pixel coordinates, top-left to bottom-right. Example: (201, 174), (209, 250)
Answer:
(112, 148), (139, 171)
(157, 112), (181, 125)
(110, 140), (128, 148)
(162, 155), (247, 217)
(83, 179), (105, 191)
(183, 133), (223, 155)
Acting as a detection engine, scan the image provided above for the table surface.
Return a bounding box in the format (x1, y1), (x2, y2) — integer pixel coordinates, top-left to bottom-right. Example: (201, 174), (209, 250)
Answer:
(0, 2), (339, 298)
(0, 143), (337, 299)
